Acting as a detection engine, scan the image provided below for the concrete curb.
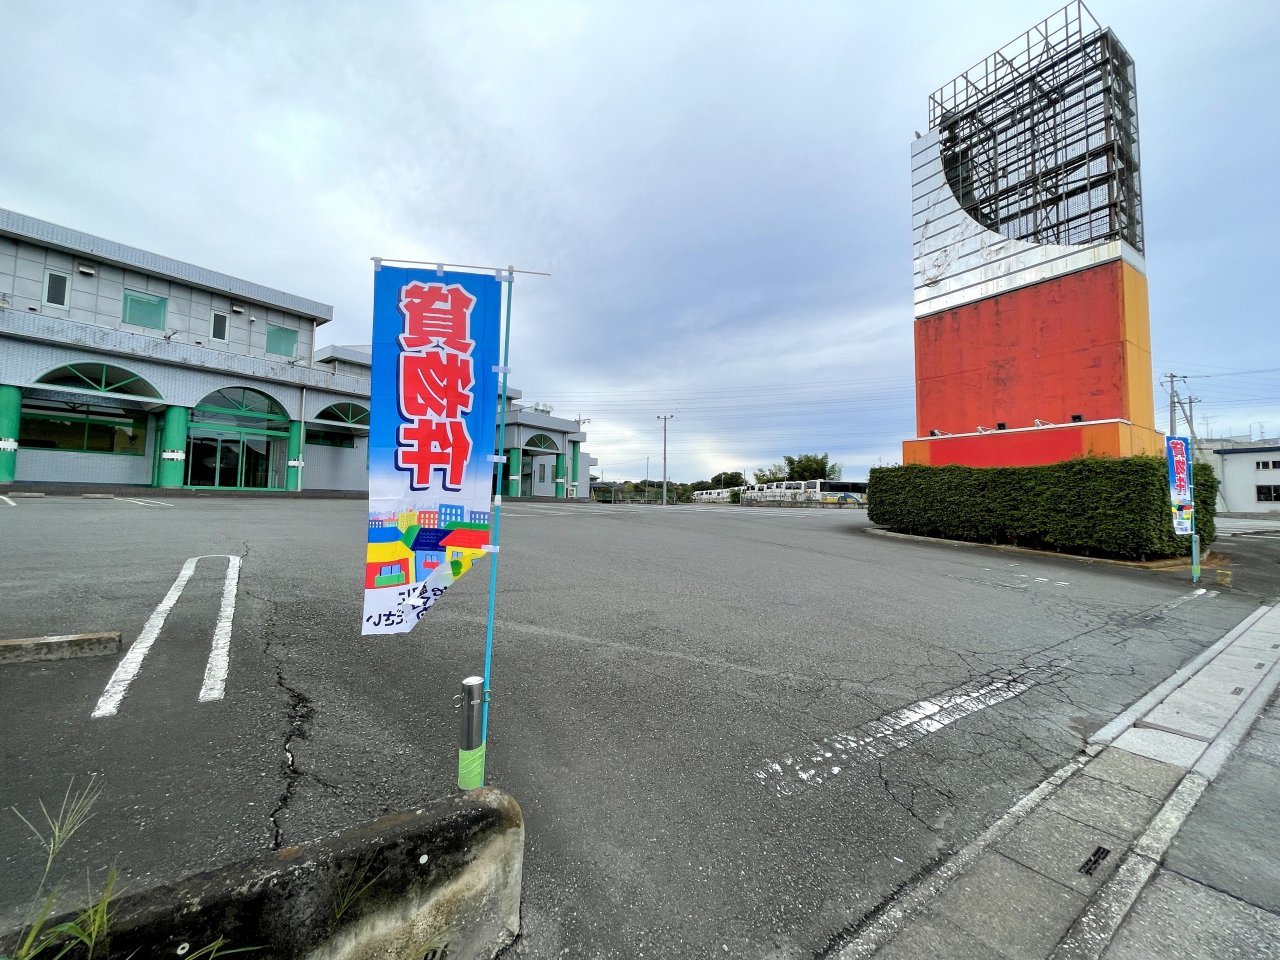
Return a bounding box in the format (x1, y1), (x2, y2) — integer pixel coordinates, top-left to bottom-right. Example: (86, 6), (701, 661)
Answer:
(862, 527), (1214, 571)
(0, 788), (524, 960)
(1051, 604), (1280, 959)
(831, 757), (1088, 959)
(838, 602), (1280, 960)
(1089, 602), (1275, 747)
(0, 631), (122, 665)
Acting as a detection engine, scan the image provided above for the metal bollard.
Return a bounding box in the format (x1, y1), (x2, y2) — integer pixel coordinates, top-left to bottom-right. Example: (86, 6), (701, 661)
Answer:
(457, 675), (486, 790)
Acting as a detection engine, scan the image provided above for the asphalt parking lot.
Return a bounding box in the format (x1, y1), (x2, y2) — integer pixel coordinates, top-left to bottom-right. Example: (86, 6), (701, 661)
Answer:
(0, 496), (1270, 957)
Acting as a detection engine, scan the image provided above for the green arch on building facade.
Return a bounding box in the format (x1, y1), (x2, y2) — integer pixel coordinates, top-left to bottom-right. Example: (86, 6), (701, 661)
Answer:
(36, 362), (162, 399)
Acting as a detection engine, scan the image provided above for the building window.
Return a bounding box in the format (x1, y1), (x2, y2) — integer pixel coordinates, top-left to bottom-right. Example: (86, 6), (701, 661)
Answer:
(1259, 486), (1280, 503)
(539, 463), (546, 483)
(306, 428), (354, 448)
(1258, 461), (1271, 470)
(19, 399), (148, 455)
(211, 311), (229, 341)
(122, 290), (167, 330)
(266, 324), (297, 358)
(43, 270), (70, 308)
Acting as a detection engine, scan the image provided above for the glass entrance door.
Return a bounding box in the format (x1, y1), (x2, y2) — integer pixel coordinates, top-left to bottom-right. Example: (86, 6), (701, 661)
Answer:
(186, 434), (283, 489)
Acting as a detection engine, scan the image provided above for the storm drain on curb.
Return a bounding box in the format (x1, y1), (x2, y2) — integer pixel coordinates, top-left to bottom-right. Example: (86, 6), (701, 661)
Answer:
(1079, 845), (1111, 876)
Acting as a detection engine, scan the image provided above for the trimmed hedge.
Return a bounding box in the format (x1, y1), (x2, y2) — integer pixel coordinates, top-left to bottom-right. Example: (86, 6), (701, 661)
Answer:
(867, 457), (1217, 561)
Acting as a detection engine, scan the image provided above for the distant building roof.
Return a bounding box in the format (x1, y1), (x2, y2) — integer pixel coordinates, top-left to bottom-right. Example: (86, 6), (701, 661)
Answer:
(1212, 445), (1280, 456)
(314, 344), (372, 367)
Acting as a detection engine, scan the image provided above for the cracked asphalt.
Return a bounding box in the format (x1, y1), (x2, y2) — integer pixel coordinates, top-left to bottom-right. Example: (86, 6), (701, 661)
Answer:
(0, 497), (1268, 956)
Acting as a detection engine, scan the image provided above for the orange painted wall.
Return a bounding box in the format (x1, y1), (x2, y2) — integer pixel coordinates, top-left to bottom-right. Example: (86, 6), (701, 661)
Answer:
(902, 422), (1165, 468)
(914, 261), (1155, 437)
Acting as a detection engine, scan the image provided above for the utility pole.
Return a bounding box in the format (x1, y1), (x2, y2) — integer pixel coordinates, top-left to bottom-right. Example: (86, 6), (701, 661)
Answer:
(657, 415), (674, 505)
(1164, 373), (1181, 435)
(645, 456), (650, 504)
(1175, 393), (1202, 460)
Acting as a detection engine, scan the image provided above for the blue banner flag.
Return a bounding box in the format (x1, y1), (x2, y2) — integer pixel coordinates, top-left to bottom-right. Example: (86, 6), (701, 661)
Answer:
(1165, 435), (1195, 536)
(362, 267), (501, 635)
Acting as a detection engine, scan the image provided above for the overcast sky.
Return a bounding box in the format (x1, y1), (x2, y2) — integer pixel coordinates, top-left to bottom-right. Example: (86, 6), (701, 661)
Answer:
(2, 1), (1276, 482)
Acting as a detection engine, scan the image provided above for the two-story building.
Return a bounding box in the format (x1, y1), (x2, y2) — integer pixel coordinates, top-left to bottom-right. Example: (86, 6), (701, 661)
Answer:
(0, 207), (594, 498)
(1196, 437), (1280, 514)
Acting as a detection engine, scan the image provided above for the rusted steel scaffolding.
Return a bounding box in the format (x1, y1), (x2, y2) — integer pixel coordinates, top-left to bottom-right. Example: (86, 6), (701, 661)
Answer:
(930, 1), (1143, 252)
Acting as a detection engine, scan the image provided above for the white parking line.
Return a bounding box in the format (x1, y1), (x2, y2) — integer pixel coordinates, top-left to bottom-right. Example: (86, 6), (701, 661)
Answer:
(0, 495), (15, 507)
(92, 555), (241, 718)
(199, 555), (242, 702)
(119, 498), (174, 507)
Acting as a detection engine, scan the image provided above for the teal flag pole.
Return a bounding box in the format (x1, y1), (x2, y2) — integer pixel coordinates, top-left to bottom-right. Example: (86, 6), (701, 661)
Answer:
(468, 266), (514, 787)
(1190, 463), (1201, 585)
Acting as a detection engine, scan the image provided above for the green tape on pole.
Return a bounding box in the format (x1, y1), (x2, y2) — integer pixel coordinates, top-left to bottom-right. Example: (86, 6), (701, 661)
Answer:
(458, 742), (486, 790)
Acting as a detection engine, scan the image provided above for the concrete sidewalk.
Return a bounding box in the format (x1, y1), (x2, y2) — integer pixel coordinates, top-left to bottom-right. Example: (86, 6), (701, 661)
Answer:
(838, 600), (1280, 960)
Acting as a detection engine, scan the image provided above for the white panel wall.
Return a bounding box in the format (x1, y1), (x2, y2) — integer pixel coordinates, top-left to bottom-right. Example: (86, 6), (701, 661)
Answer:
(303, 437), (369, 492)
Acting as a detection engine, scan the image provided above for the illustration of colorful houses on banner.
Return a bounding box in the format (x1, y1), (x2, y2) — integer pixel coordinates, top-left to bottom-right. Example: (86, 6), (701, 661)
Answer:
(363, 503), (493, 590)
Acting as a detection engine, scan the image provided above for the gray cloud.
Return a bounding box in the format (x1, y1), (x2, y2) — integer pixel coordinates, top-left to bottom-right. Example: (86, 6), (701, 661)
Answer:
(2, 0), (1275, 480)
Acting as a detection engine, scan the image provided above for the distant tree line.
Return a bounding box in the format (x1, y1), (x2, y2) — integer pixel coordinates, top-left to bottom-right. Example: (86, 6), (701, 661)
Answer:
(597, 455), (840, 503)
(752, 453), (841, 483)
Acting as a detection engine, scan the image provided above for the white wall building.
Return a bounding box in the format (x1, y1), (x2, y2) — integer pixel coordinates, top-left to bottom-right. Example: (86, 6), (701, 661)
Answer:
(1198, 438), (1280, 514)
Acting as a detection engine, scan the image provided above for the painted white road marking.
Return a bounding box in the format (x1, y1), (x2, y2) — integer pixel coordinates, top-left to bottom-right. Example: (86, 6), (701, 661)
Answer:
(753, 671), (1042, 797)
(1163, 588), (1206, 611)
(119, 498), (174, 507)
(0, 495), (15, 507)
(92, 555), (241, 718)
(199, 555), (242, 702)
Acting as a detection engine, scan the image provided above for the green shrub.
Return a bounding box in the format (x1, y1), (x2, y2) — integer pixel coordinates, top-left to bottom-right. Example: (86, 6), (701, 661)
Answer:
(867, 457), (1217, 560)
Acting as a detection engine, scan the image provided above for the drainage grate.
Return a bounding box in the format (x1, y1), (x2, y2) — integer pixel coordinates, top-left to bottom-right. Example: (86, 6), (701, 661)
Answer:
(1232, 687), (1245, 696)
(1079, 846), (1112, 876)
(423, 947), (449, 960)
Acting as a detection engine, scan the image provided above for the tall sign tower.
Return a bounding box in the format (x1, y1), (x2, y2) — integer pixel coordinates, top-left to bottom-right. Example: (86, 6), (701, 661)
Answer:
(903, 3), (1163, 467)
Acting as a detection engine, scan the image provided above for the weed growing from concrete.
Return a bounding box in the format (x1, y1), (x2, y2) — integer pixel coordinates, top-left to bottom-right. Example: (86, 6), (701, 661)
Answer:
(3, 778), (258, 960)
(3, 777), (112, 960)
(10, 777), (102, 893)
(331, 854), (389, 925)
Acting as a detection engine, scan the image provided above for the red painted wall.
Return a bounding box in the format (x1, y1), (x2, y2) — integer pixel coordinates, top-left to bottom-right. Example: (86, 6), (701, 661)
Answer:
(915, 262), (1131, 436)
(920, 429), (1087, 467)
(902, 420), (1165, 468)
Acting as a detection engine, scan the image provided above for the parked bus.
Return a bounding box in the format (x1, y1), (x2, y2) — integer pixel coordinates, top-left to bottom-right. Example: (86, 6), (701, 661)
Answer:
(693, 480), (867, 506)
